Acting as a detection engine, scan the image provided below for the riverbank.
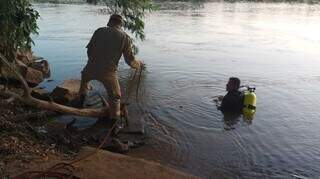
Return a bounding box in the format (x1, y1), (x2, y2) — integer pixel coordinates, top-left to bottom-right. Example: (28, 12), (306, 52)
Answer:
(23, 1), (320, 178)
(7, 147), (198, 179)
(0, 85), (197, 178)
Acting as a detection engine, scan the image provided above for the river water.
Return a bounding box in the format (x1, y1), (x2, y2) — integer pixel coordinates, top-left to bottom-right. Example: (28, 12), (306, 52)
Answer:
(32, 2), (320, 178)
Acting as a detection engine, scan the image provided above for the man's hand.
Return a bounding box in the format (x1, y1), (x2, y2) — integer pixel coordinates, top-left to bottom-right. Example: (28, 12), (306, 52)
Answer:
(139, 60), (146, 70)
(134, 59), (145, 70)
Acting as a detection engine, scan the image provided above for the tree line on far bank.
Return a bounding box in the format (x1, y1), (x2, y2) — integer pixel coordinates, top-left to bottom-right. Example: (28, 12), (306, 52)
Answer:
(32, 0), (320, 4)
(0, 0), (318, 66)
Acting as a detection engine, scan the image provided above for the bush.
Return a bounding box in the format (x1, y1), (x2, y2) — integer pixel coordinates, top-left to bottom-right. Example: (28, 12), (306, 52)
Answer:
(0, 0), (39, 61)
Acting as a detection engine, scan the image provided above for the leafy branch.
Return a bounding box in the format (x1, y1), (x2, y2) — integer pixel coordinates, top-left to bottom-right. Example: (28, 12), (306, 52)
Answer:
(101, 0), (157, 41)
(0, 0), (40, 61)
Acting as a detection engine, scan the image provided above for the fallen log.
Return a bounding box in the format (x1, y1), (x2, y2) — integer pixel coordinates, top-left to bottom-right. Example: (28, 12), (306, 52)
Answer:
(0, 53), (110, 118)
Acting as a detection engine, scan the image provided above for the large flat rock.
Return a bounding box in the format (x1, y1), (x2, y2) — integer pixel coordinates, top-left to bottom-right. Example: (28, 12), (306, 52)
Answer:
(9, 147), (198, 179)
(73, 147), (198, 179)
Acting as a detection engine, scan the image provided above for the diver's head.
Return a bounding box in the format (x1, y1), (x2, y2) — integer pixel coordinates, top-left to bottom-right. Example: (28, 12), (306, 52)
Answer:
(107, 14), (123, 27)
(226, 77), (240, 92)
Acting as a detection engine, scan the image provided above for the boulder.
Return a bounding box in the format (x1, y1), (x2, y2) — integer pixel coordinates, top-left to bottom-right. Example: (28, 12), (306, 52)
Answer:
(0, 49), (49, 87)
(18, 61), (44, 87)
(30, 60), (51, 78)
(16, 48), (34, 65)
(120, 117), (145, 135)
(51, 79), (83, 105)
(24, 68), (44, 87)
(0, 61), (44, 87)
(31, 88), (50, 101)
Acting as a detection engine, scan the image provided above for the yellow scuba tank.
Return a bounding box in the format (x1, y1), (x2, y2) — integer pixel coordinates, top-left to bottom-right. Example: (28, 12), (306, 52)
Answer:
(242, 87), (256, 119)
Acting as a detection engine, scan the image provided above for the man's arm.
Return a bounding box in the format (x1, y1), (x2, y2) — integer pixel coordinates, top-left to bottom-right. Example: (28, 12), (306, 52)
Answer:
(86, 29), (99, 57)
(122, 35), (142, 69)
(219, 95), (233, 112)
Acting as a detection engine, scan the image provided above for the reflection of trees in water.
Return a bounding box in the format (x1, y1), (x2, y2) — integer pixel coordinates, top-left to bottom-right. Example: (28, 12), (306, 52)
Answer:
(155, 1), (205, 10)
(224, 0), (318, 3)
(223, 113), (241, 130)
(86, 0), (98, 4)
(223, 113), (252, 130)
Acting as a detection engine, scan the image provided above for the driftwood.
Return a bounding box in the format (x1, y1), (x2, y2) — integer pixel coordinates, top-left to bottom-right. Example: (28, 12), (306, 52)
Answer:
(0, 53), (110, 118)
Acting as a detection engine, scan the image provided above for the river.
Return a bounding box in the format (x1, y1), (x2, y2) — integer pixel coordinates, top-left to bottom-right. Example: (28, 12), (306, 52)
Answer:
(32, 2), (320, 178)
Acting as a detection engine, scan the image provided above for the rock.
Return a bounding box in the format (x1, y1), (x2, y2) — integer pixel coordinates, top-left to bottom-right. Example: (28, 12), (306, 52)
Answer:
(30, 60), (51, 78)
(23, 67), (44, 87)
(16, 48), (34, 65)
(20, 66), (44, 87)
(0, 55), (49, 87)
(17, 60), (44, 86)
(120, 117), (145, 135)
(111, 138), (129, 154)
(50, 79), (83, 105)
(31, 88), (50, 101)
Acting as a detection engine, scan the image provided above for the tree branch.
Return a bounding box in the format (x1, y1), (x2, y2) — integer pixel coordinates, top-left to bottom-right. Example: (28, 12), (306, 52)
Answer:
(0, 53), (110, 118)
(0, 53), (31, 96)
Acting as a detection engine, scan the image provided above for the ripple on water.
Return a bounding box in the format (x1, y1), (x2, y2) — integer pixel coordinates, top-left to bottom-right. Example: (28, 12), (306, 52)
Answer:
(33, 2), (320, 178)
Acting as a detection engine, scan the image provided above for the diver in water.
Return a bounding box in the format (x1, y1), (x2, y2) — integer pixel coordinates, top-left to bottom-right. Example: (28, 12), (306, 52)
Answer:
(217, 77), (244, 114)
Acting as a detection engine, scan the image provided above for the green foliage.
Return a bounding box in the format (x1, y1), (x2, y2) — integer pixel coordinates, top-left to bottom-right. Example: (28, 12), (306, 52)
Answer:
(101, 0), (157, 41)
(0, 0), (39, 61)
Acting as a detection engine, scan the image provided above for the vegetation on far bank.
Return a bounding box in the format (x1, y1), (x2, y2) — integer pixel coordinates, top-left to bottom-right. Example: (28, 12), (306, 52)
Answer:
(31, 0), (320, 4)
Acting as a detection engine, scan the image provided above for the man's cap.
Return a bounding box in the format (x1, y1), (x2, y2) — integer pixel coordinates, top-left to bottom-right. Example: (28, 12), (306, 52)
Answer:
(109, 14), (123, 22)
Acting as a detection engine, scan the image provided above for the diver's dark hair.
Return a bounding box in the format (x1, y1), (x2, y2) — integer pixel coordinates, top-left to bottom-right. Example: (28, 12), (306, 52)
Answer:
(107, 14), (123, 27)
(229, 77), (241, 89)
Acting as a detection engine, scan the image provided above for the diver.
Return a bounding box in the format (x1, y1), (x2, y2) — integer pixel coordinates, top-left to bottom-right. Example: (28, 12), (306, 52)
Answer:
(217, 77), (244, 114)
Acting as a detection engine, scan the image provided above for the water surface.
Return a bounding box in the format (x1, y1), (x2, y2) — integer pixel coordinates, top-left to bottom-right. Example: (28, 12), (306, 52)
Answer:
(33, 2), (320, 178)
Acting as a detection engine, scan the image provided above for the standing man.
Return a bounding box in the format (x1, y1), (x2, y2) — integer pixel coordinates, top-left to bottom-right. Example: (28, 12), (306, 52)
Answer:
(79, 14), (143, 121)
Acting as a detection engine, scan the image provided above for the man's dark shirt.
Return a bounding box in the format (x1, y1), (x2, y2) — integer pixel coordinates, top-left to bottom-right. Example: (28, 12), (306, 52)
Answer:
(219, 90), (244, 114)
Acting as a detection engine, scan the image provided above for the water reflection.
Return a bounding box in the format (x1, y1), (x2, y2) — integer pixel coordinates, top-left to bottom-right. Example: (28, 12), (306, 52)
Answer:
(223, 113), (253, 130)
(33, 2), (320, 178)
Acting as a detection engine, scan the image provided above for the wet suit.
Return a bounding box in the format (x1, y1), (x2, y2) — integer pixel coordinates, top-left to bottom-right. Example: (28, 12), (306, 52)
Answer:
(218, 90), (244, 114)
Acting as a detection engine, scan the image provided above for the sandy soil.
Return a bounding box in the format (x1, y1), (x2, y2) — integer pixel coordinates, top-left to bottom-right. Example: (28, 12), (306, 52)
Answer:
(8, 147), (198, 179)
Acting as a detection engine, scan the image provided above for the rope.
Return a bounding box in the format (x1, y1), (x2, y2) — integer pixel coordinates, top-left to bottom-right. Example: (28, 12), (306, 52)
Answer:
(12, 67), (144, 179)
(124, 66), (144, 104)
(135, 67), (143, 103)
(13, 114), (118, 179)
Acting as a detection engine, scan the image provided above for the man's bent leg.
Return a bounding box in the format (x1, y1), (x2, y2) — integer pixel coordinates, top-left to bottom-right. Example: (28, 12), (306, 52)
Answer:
(100, 76), (121, 120)
(100, 76), (121, 135)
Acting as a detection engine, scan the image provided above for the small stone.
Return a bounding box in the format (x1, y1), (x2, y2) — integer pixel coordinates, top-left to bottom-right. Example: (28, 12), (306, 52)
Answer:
(112, 138), (129, 154)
